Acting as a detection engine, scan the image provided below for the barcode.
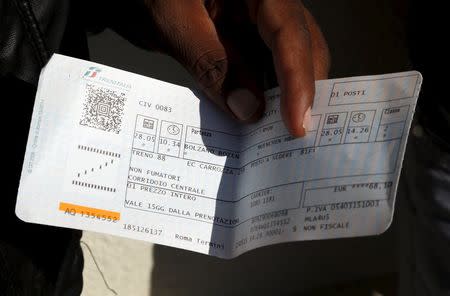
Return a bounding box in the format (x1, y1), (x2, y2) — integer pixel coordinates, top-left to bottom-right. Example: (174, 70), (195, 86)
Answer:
(80, 84), (126, 134)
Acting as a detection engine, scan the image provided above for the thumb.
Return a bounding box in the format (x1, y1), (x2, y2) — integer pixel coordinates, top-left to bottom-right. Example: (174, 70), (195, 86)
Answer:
(149, 1), (263, 122)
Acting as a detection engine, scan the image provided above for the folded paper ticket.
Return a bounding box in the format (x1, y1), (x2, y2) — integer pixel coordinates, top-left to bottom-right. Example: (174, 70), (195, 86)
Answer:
(16, 54), (422, 258)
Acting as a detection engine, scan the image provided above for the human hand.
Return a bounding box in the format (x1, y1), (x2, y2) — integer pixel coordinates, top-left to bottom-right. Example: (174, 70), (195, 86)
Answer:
(144, 0), (330, 136)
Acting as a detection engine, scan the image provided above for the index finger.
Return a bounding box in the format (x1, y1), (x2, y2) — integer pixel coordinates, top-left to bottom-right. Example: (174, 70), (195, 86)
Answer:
(247, 0), (314, 137)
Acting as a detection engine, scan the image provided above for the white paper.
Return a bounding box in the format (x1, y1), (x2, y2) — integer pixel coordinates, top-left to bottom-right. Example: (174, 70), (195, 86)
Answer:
(16, 54), (422, 258)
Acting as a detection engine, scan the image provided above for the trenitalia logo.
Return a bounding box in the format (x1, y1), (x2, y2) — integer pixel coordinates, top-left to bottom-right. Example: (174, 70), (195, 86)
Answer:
(83, 66), (102, 78)
(82, 66), (131, 89)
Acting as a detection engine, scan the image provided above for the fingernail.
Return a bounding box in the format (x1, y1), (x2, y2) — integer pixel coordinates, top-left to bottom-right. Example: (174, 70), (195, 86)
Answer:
(302, 107), (312, 132)
(227, 89), (261, 121)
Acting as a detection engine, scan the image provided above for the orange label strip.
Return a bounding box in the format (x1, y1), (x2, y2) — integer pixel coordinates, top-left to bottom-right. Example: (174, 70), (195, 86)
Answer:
(59, 202), (120, 220)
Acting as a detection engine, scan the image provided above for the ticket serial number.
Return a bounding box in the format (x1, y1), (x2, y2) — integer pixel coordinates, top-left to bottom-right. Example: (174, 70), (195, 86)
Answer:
(122, 223), (163, 236)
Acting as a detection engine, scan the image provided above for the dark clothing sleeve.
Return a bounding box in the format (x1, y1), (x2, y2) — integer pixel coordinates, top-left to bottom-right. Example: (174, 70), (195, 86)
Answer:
(1, 0), (156, 85)
(1, 1), (88, 295)
(0, 0), (70, 83)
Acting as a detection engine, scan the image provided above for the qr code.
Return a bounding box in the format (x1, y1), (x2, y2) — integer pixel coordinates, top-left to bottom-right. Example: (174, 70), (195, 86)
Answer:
(80, 84), (126, 134)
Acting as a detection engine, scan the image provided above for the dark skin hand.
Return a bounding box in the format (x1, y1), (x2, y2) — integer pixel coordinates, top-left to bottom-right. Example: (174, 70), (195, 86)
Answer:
(143, 0), (330, 137)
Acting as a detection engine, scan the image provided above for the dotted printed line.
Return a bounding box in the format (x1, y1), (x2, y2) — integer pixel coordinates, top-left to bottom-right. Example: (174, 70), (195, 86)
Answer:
(72, 180), (117, 192)
(77, 159), (115, 177)
(78, 145), (121, 158)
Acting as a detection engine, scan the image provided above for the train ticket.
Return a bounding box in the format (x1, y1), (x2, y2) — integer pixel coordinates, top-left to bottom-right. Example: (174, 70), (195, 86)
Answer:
(16, 54), (422, 258)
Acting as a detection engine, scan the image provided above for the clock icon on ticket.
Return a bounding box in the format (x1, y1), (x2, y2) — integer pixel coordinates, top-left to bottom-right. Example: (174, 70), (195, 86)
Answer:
(167, 124), (180, 135)
(352, 112), (366, 123)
